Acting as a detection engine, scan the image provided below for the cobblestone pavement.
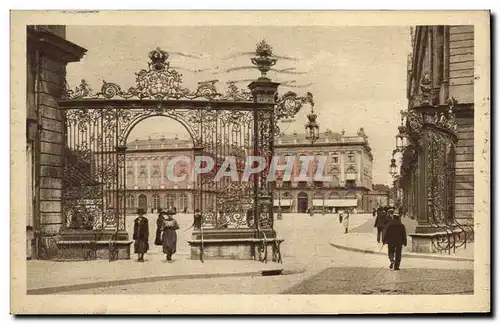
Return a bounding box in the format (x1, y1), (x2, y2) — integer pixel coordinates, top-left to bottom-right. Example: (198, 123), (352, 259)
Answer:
(56, 213), (474, 294)
(282, 267), (474, 295)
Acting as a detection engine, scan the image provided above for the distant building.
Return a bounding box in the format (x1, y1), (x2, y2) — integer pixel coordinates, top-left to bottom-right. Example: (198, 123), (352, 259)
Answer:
(124, 136), (245, 214)
(273, 127), (374, 213)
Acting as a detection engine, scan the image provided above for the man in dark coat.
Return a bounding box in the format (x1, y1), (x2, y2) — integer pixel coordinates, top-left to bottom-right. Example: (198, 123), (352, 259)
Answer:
(374, 206), (388, 243)
(383, 213), (407, 270)
(132, 208), (149, 262)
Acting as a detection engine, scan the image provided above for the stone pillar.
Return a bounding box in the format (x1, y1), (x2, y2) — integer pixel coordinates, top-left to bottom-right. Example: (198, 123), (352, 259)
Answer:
(339, 152), (345, 186)
(27, 26), (87, 259)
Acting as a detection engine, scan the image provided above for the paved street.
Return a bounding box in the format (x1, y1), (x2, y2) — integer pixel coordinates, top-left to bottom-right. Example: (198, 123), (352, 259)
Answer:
(49, 212), (473, 295)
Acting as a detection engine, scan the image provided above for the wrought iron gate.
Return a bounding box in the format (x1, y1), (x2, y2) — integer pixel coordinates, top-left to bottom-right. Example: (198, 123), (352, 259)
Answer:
(59, 42), (313, 259)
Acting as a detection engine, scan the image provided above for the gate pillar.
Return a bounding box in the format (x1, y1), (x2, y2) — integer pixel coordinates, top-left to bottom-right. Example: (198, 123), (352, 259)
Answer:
(27, 26), (87, 259)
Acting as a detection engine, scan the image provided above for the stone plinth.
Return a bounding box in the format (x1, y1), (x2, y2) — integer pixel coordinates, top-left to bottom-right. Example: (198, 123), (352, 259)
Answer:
(187, 228), (283, 261)
(410, 228), (469, 254)
(53, 229), (132, 261)
(409, 233), (439, 253)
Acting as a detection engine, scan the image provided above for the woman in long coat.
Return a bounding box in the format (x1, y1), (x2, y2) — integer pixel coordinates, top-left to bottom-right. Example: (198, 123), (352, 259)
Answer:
(162, 208), (180, 262)
(132, 208), (149, 262)
(342, 210), (350, 234)
(154, 210), (165, 246)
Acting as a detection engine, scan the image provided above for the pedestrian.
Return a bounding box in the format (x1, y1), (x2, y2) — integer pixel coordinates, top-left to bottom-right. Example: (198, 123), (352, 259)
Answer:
(342, 210), (350, 234)
(339, 210), (343, 224)
(192, 208), (202, 230)
(154, 209), (165, 246)
(372, 207), (377, 217)
(374, 206), (388, 243)
(132, 208), (149, 262)
(383, 212), (407, 270)
(162, 207), (180, 262)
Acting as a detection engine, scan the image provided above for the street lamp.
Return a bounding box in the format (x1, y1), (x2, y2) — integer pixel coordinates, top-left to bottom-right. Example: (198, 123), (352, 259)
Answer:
(305, 103), (319, 144)
(389, 156), (398, 177)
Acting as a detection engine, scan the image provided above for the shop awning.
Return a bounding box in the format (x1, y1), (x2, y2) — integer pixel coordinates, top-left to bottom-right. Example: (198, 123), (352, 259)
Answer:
(323, 199), (358, 207)
(273, 199), (292, 207)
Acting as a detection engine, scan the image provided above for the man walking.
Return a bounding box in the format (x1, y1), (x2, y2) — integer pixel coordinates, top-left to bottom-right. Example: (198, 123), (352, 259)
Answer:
(383, 212), (407, 270)
(374, 206), (388, 243)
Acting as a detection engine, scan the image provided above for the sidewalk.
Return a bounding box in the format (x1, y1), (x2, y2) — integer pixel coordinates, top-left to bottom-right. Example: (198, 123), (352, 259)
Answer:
(331, 217), (474, 262)
(27, 249), (305, 294)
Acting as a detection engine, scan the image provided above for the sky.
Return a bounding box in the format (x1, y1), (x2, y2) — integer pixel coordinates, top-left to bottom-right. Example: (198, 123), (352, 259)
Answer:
(66, 26), (411, 186)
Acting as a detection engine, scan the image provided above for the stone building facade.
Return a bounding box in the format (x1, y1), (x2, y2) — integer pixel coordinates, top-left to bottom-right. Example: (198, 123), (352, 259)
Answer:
(26, 26), (87, 259)
(273, 128), (374, 213)
(124, 136), (196, 214)
(403, 25), (474, 226)
(123, 136), (245, 215)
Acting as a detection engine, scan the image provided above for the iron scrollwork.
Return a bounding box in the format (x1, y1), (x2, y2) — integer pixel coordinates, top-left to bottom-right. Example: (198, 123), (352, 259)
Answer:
(63, 48), (254, 102)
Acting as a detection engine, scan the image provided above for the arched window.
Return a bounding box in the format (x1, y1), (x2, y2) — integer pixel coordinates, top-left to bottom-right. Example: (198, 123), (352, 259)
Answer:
(329, 192), (340, 199)
(126, 194), (135, 209)
(152, 193), (161, 209)
(283, 192), (292, 199)
(313, 191), (323, 199)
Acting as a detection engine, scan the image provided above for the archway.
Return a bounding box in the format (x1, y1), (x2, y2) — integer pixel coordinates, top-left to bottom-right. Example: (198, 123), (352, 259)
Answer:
(297, 191), (309, 213)
(138, 194), (148, 212)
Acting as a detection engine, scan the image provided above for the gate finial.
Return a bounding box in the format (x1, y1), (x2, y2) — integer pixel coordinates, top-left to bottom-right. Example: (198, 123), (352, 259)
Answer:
(148, 47), (169, 71)
(251, 40), (277, 79)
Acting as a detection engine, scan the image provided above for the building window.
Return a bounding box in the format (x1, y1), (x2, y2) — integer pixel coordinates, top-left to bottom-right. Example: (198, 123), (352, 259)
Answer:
(151, 164), (161, 186)
(127, 166), (135, 186)
(332, 156), (339, 164)
(138, 165), (148, 186)
(126, 194), (135, 209)
(178, 193), (188, 212)
(165, 193), (175, 209)
(282, 181), (291, 189)
(348, 154), (355, 163)
(345, 180), (356, 189)
(152, 193), (161, 209)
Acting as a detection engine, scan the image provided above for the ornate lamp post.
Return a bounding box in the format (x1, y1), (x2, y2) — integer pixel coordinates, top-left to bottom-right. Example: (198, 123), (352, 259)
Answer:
(389, 155), (398, 178)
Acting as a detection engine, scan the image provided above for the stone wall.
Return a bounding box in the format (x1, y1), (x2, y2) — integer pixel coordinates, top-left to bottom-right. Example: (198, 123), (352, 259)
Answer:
(449, 25), (474, 104)
(27, 26), (86, 258)
(449, 25), (474, 225)
(455, 113), (474, 223)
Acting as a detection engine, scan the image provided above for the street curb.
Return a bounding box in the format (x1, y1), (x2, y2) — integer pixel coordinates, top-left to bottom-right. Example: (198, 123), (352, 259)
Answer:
(27, 267), (306, 295)
(330, 242), (474, 262)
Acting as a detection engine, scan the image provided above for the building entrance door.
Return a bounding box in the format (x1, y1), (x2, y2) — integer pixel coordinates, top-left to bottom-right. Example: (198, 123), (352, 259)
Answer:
(297, 192), (308, 213)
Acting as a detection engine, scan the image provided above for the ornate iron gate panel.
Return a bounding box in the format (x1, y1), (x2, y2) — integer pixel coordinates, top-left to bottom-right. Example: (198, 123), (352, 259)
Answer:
(60, 43), (314, 240)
